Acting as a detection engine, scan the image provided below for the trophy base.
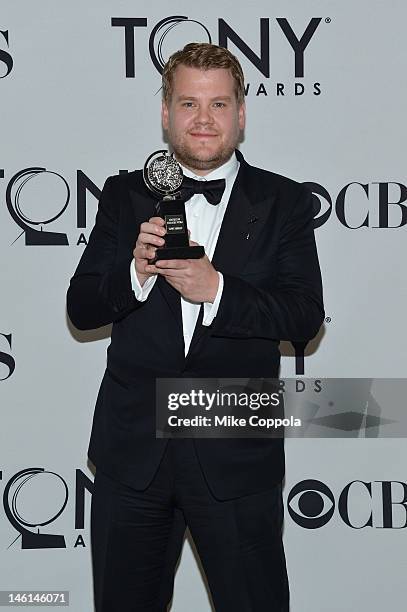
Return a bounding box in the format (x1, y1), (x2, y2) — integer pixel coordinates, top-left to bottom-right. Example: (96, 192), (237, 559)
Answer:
(149, 245), (205, 264)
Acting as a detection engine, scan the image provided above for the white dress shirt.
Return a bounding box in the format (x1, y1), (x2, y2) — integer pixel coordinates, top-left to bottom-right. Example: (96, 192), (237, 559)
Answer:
(130, 152), (240, 355)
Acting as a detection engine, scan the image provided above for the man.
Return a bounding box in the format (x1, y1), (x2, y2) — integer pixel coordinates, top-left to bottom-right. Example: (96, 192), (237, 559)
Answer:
(67, 43), (324, 611)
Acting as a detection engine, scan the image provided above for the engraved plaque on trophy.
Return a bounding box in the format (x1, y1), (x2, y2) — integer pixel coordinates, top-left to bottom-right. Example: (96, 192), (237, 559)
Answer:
(143, 150), (205, 263)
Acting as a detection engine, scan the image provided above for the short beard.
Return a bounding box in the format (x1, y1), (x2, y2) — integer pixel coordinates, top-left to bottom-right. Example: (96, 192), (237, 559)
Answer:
(171, 143), (236, 174)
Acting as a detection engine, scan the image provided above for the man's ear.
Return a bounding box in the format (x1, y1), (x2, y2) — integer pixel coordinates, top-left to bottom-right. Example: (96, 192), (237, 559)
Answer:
(238, 102), (246, 131)
(162, 100), (169, 130)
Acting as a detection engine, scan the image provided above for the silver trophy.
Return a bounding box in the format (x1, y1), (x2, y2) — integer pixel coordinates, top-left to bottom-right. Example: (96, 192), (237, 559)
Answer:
(143, 150), (204, 262)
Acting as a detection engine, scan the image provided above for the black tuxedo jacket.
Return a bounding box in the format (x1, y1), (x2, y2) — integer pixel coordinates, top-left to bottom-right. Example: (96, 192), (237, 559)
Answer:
(67, 149), (324, 500)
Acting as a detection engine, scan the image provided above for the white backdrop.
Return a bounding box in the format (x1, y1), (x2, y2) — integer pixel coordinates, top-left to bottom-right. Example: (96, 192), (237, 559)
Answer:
(1, 1), (406, 610)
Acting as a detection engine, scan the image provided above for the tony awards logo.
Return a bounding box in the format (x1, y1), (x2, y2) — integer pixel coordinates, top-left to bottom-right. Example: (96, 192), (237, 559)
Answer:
(3, 468), (68, 549)
(6, 168), (70, 245)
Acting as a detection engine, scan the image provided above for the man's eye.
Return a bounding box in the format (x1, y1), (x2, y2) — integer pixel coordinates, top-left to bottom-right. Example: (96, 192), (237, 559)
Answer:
(213, 102), (226, 108)
(182, 102), (195, 108)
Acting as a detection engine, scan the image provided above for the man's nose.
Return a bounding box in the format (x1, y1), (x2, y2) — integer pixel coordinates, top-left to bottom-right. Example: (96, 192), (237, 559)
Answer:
(195, 105), (214, 124)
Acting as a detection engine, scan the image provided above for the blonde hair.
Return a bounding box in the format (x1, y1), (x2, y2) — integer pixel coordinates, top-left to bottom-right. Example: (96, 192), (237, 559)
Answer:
(162, 42), (245, 105)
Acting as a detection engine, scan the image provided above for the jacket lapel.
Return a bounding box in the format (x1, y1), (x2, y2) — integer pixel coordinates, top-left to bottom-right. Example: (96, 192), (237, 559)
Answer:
(211, 158), (271, 274)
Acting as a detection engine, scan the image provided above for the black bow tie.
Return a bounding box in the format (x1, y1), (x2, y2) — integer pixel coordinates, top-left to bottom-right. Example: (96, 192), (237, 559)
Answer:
(181, 176), (226, 205)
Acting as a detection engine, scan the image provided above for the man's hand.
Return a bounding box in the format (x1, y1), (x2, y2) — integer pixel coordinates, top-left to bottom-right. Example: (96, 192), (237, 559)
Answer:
(145, 240), (219, 303)
(133, 217), (166, 286)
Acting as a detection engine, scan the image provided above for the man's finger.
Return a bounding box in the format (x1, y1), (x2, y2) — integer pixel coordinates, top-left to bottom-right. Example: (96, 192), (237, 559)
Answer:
(139, 224), (166, 238)
(147, 216), (166, 227)
(152, 268), (186, 278)
(155, 259), (189, 269)
(136, 246), (156, 259)
(137, 232), (165, 247)
(145, 264), (160, 274)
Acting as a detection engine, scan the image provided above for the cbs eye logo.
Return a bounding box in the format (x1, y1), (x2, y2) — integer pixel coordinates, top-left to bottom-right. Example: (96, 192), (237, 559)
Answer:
(303, 182), (332, 229)
(287, 479), (335, 528)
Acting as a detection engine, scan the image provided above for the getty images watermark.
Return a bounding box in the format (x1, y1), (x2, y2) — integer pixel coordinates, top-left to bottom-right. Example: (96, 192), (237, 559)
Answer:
(156, 378), (407, 438)
(165, 386), (297, 434)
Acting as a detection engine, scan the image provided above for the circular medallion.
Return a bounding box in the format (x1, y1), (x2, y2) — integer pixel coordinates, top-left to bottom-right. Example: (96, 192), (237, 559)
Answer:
(143, 150), (183, 197)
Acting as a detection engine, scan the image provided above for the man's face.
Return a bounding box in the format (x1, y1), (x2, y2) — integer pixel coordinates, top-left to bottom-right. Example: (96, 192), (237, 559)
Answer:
(162, 65), (245, 175)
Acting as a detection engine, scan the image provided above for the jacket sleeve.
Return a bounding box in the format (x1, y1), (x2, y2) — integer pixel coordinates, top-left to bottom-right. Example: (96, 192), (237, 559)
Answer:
(66, 176), (142, 330)
(211, 186), (324, 342)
